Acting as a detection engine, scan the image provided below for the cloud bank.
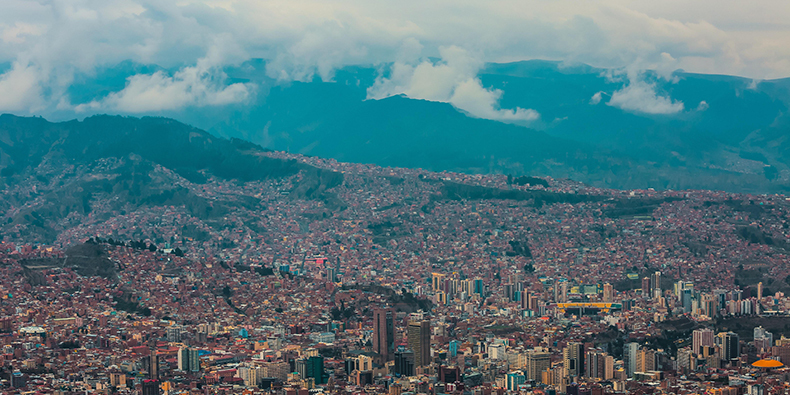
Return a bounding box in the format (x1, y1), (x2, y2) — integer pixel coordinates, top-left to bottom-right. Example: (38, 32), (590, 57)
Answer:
(367, 46), (539, 122)
(0, 0), (789, 116)
(607, 75), (685, 114)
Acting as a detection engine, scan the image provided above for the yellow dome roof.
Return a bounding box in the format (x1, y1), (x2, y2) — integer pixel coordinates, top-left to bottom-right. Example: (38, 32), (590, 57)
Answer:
(752, 359), (784, 368)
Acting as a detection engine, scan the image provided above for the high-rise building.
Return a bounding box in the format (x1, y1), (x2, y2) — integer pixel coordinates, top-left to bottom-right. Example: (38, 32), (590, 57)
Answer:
(394, 350), (415, 376)
(166, 326), (182, 343)
(636, 348), (656, 373)
(178, 347), (190, 371)
(189, 348), (200, 372)
(651, 271), (661, 293)
(473, 278), (485, 297)
(693, 328), (715, 355)
(449, 340), (460, 358)
(624, 343), (639, 377)
(149, 349), (159, 380)
(489, 343), (506, 360)
(719, 332), (740, 363)
(677, 347), (693, 372)
(585, 351), (609, 379)
(432, 273), (446, 291)
(563, 342), (584, 378)
(526, 348), (551, 381)
(296, 355), (327, 384)
(506, 371), (526, 391)
(373, 308), (395, 361)
(142, 379), (160, 395)
(757, 282), (764, 299)
(408, 320), (431, 367)
(602, 283), (614, 303)
(641, 277), (651, 298)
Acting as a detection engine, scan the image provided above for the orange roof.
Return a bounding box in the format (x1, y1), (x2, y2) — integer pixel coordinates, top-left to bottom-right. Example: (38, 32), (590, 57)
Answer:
(752, 359), (784, 368)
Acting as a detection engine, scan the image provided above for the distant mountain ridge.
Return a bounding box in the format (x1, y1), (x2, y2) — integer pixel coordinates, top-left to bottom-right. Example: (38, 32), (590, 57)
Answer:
(13, 59), (790, 193)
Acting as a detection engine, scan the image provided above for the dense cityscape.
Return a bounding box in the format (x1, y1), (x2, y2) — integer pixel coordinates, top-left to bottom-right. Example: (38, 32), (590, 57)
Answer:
(2, 149), (790, 395)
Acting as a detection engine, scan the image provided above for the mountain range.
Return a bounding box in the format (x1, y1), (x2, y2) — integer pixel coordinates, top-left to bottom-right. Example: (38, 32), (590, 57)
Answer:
(57, 59), (790, 193)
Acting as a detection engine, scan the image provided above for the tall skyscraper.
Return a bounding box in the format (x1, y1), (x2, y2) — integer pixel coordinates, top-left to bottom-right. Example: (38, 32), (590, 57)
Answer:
(178, 347), (190, 371)
(719, 332), (740, 362)
(624, 343), (639, 378)
(296, 355), (327, 384)
(189, 348), (200, 372)
(651, 271), (661, 293)
(149, 349), (159, 380)
(692, 328), (714, 355)
(408, 320), (431, 367)
(394, 350), (415, 376)
(373, 308), (395, 361)
(473, 278), (484, 297)
(562, 342), (584, 378)
(641, 277), (651, 298)
(526, 348), (551, 381)
(602, 283), (614, 303)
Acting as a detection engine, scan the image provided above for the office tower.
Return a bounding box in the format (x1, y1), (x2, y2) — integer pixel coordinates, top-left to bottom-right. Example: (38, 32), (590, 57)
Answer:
(394, 350), (415, 376)
(166, 326), (182, 342)
(677, 347), (693, 372)
(296, 355), (326, 384)
(149, 349), (159, 380)
(651, 271), (661, 293)
(473, 278), (484, 297)
(602, 283), (613, 303)
(561, 281), (569, 302)
(585, 351), (606, 379)
(449, 340), (460, 358)
(693, 328), (714, 355)
(178, 347), (190, 371)
(189, 348), (200, 372)
(438, 365), (461, 383)
(373, 308), (395, 361)
(506, 371), (526, 391)
(624, 343), (639, 377)
(719, 332), (740, 362)
(636, 348), (656, 373)
(504, 283), (514, 301)
(757, 282), (763, 299)
(432, 273), (446, 291)
(562, 342), (584, 378)
(489, 343), (506, 360)
(142, 379), (160, 395)
(682, 289), (693, 312)
(641, 277), (651, 298)
(326, 268), (337, 283)
(408, 320), (431, 367)
(526, 348), (551, 381)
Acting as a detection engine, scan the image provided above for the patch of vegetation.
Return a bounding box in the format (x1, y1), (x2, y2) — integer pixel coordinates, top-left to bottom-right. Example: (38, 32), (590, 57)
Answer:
(602, 197), (684, 218)
(439, 181), (602, 206)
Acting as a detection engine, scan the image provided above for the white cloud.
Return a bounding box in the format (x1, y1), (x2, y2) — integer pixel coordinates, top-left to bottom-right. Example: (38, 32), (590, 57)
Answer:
(74, 35), (252, 113)
(590, 91), (603, 105)
(77, 67), (251, 113)
(367, 46), (539, 122)
(696, 100), (709, 111)
(607, 75), (684, 114)
(0, 0), (789, 116)
(0, 62), (45, 113)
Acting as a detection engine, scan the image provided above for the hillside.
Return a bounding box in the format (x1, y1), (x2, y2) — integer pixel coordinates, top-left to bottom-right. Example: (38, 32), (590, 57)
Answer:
(0, 115), (344, 242)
